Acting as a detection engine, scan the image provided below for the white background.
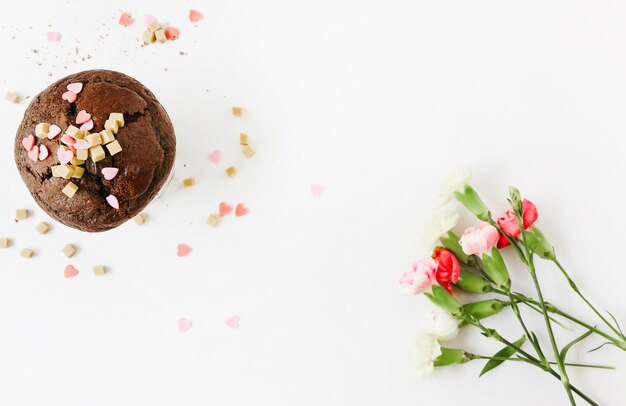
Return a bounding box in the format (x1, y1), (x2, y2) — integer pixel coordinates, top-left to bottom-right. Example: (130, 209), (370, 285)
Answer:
(1, 1), (625, 405)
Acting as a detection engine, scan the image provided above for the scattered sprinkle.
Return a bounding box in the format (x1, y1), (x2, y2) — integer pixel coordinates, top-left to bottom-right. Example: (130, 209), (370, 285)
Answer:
(311, 184), (325, 197)
(106, 140), (123, 156)
(57, 147), (74, 165)
(177, 243), (192, 257)
(182, 178), (195, 187)
(38, 145), (49, 160)
(35, 123), (50, 138)
(15, 209), (30, 221)
(79, 120), (94, 131)
(22, 135), (35, 151)
(64, 265), (79, 278)
(219, 202), (233, 216)
(165, 26), (180, 40)
(28, 145), (39, 162)
(20, 248), (34, 258)
(231, 107), (242, 117)
(189, 9), (204, 23)
(62, 182), (79, 198)
(242, 145), (255, 158)
(134, 214), (145, 225)
(93, 265), (106, 276)
(207, 150), (221, 164)
(225, 166), (237, 177)
(144, 15), (157, 27)
(178, 317), (192, 332)
(101, 167), (119, 180)
(0, 238), (12, 248)
(119, 12), (134, 27)
(239, 133), (249, 145)
(5, 91), (20, 103)
(61, 90), (77, 103)
(66, 83), (83, 94)
(62, 244), (77, 258)
(207, 214), (220, 227)
(36, 222), (51, 235)
(106, 195), (119, 209)
(235, 203), (248, 217)
(47, 124), (62, 139)
(75, 110), (91, 125)
(224, 315), (240, 329)
(46, 31), (61, 42)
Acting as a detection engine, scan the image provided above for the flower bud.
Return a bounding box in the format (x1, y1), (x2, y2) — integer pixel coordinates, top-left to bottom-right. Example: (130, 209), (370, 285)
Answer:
(454, 268), (493, 294)
(434, 347), (472, 367)
(440, 231), (470, 264)
(525, 226), (555, 260)
(425, 284), (463, 317)
(482, 247), (511, 290)
(454, 185), (491, 222)
(459, 299), (509, 327)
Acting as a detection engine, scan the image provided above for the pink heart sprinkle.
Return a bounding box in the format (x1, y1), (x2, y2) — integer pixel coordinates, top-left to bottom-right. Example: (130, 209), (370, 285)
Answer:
(66, 82), (83, 94)
(106, 195), (119, 209)
(311, 184), (325, 197)
(102, 167), (119, 180)
(79, 120), (94, 131)
(22, 135), (35, 151)
(177, 317), (192, 332)
(74, 139), (91, 150)
(47, 124), (62, 139)
(39, 145), (49, 160)
(165, 26), (180, 41)
(177, 244), (191, 257)
(64, 265), (79, 278)
(144, 15), (156, 27)
(60, 134), (76, 147)
(224, 315), (240, 329)
(75, 110), (91, 125)
(57, 147), (73, 165)
(28, 145), (39, 162)
(119, 12), (134, 27)
(62, 91), (77, 103)
(207, 150), (221, 164)
(189, 9), (203, 23)
(47, 31), (61, 42)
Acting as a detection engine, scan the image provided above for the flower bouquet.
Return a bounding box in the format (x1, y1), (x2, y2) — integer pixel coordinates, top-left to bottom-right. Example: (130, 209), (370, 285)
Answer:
(399, 167), (626, 405)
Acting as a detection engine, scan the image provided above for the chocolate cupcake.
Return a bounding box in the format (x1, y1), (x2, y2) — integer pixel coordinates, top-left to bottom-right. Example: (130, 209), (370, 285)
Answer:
(14, 70), (176, 232)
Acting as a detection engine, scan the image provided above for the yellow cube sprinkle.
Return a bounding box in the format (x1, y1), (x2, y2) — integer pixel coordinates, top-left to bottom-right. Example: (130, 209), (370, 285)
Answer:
(225, 166), (237, 177)
(142, 30), (156, 45)
(100, 130), (115, 144)
(104, 119), (119, 134)
(182, 178), (195, 187)
(155, 28), (167, 43)
(90, 145), (106, 162)
(106, 140), (122, 156)
(66, 125), (82, 139)
(62, 244), (77, 258)
(15, 209), (29, 221)
(20, 248), (34, 258)
(240, 133), (249, 145)
(76, 148), (88, 160)
(5, 91), (20, 103)
(85, 133), (102, 147)
(207, 214), (220, 227)
(148, 21), (161, 32)
(231, 107), (242, 117)
(93, 265), (106, 276)
(35, 123), (50, 139)
(36, 222), (51, 235)
(70, 157), (85, 166)
(134, 214), (145, 225)
(0, 238), (12, 248)
(109, 113), (124, 127)
(242, 145), (255, 158)
(71, 166), (85, 179)
(62, 182), (79, 198)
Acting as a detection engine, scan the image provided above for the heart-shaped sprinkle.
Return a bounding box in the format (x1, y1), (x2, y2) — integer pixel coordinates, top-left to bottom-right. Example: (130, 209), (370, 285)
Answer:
(39, 145), (49, 160)
(119, 12), (133, 27)
(207, 149), (221, 164)
(177, 244), (191, 257)
(47, 31), (61, 42)
(74, 139), (91, 150)
(311, 184), (325, 197)
(224, 315), (240, 329)
(75, 110), (91, 125)
(22, 135), (35, 151)
(57, 147), (74, 165)
(177, 317), (192, 332)
(144, 15), (156, 27)
(47, 124), (62, 139)
(28, 145), (39, 162)
(66, 82), (83, 94)
(60, 134), (76, 147)
(106, 195), (119, 209)
(64, 265), (79, 278)
(62, 91), (77, 103)
(165, 26), (180, 40)
(235, 203), (248, 217)
(79, 120), (93, 131)
(189, 9), (203, 22)
(102, 167), (119, 180)
(219, 202), (233, 216)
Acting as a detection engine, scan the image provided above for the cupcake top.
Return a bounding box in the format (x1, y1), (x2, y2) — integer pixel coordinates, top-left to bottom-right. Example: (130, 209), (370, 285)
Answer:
(14, 70), (176, 232)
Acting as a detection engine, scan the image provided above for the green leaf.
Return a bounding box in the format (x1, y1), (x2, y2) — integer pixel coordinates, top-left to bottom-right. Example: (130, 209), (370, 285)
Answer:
(606, 311), (625, 338)
(560, 329), (594, 361)
(479, 336), (526, 377)
(588, 341), (618, 353)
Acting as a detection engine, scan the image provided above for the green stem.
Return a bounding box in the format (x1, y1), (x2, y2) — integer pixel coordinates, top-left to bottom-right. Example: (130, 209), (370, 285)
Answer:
(473, 355), (614, 370)
(506, 290), (548, 364)
(553, 258), (626, 341)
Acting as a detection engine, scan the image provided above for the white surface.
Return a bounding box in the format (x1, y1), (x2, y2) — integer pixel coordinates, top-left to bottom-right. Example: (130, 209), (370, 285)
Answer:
(1, 1), (626, 405)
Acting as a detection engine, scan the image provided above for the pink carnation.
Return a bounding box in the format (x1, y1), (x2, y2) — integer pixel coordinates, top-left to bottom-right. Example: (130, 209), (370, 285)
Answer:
(459, 224), (499, 256)
(399, 258), (437, 295)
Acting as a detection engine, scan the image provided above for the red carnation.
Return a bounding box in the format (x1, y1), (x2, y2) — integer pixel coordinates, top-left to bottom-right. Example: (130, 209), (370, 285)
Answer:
(497, 199), (538, 248)
(432, 248), (460, 294)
